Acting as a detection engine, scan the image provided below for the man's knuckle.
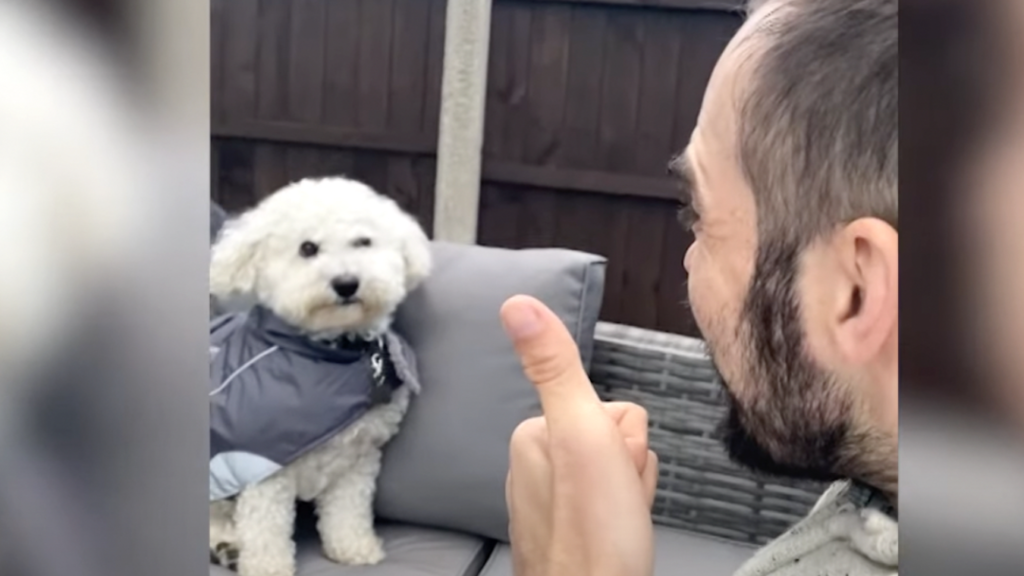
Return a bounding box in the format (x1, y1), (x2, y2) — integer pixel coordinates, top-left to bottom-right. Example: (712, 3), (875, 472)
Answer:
(522, 350), (573, 384)
(510, 417), (544, 445)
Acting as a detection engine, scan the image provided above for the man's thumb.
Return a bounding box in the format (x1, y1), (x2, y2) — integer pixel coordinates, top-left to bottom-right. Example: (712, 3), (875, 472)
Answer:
(500, 295), (601, 418)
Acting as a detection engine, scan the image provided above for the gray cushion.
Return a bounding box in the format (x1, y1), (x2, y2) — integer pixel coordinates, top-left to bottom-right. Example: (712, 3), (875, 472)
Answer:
(375, 242), (606, 542)
(210, 521), (492, 576)
(211, 202), (228, 242)
(477, 526), (756, 576)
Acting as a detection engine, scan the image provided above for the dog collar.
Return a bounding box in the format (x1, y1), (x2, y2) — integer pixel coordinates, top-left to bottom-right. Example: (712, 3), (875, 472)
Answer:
(314, 334), (397, 405)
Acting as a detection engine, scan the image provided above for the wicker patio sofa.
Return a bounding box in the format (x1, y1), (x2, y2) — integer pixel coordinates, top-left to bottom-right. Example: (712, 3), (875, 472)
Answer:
(209, 200), (823, 575)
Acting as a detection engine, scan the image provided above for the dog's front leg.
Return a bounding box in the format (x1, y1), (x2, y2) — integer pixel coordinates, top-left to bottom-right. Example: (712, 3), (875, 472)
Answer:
(315, 450), (385, 565)
(210, 499), (239, 569)
(235, 475), (297, 576)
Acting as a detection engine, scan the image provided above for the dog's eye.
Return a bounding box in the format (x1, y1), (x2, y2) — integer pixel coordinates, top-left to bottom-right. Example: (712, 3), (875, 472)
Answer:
(351, 237), (372, 248)
(299, 241), (320, 258)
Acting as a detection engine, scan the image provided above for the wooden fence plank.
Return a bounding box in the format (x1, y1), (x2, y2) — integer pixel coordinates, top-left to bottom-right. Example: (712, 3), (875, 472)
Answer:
(350, 151), (391, 201)
(595, 8), (644, 323)
(524, 2), (571, 166)
(386, 156), (419, 215)
(323, 0), (360, 128)
(284, 146), (315, 182)
(357, 0), (395, 131)
(599, 10), (644, 173)
(619, 17), (681, 330)
(256, 0), (291, 121)
(253, 142), (290, 199)
(287, 0), (327, 123)
(551, 189), (601, 256)
(504, 3), (534, 162)
(623, 200), (670, 329)
(211, 0), (226, 123)
(412, 157), (438, 234)
(477, 184), (522, 248)
(285, 146), (337, 182)
(561, 5), (606, 170)
(213, 139), (256, 212)
(390, 0), (431, 135)
(221, 0), (259, 122)
(516, 187), (559, 248)
(636, 15), (683, 175)
(594, 195), (631, 323)
(422, 0), (447, 137)
(322, 149), (357, 180)
(483, 0), (512, 159)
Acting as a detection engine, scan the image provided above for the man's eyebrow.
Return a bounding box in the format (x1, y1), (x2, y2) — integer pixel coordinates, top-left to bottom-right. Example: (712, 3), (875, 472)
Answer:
(668, 153), (702, 211)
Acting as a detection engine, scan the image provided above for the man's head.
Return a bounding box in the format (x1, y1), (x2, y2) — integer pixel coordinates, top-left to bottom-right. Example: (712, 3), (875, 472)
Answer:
(675, 0), (898, 493)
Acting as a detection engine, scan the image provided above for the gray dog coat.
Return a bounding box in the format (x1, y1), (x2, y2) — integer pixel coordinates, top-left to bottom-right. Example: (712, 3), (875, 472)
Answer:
(209, 306), (419, 501)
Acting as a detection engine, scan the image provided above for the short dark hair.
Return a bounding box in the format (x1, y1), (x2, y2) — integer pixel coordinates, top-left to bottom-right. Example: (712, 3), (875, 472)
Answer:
(719, 1), (900, 488)
(738, 0), (898, 248)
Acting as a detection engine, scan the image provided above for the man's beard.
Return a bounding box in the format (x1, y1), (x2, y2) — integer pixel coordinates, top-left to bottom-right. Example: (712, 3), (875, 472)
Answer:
(710, 238), (858, 483)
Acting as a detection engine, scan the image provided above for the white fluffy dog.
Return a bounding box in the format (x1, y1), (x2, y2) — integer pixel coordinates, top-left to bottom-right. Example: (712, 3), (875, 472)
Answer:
(208, 177), (431, 576)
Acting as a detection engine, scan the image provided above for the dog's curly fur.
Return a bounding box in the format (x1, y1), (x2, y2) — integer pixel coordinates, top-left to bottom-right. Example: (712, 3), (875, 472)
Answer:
(208, 177), (431, 576)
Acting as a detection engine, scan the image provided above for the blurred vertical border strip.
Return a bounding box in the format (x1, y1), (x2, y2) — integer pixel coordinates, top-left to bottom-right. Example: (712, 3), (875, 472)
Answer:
(0, 0), (210, 575)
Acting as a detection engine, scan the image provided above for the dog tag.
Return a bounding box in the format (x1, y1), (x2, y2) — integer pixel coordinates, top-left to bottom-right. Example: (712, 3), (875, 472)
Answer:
(368, 339), (394, 405)
(370, 352), (385, 385)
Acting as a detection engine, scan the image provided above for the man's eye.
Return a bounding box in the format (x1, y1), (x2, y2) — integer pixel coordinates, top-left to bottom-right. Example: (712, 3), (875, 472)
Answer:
(676, 204), (700, 230)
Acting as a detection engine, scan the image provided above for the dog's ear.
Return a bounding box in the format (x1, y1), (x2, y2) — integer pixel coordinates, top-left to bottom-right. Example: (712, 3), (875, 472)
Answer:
(399, 214), (432, 291)
(209, 211), (263, 298)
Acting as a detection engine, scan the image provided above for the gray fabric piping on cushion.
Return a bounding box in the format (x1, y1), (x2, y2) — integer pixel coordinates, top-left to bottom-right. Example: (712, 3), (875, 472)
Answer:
(575, 259), (606, 372)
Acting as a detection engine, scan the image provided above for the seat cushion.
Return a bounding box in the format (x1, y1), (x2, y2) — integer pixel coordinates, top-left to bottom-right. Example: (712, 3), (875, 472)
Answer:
(210, 521), (492, 576)
(375, 242), (606, 542)
(476, 525), (756, 576)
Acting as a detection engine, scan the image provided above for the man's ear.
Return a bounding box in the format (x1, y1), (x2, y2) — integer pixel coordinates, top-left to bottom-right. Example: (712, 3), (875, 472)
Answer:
(833, 217), (899, 364)
(209, 211), (264, 298)
(399, 213), (432, 291)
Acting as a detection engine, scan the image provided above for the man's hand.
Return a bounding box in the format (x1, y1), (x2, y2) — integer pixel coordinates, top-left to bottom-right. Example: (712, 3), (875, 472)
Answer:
(502, 295), (659, 576)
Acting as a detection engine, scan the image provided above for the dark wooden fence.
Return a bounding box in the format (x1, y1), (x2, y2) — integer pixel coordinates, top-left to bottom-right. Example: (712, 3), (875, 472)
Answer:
(211, 0), (741, 336)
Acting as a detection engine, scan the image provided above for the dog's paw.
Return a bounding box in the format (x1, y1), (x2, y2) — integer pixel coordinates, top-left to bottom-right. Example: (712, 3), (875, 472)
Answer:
(210, 542), (239, 571)
(323, 534), (386, 566)
(236, 552), (295, 576)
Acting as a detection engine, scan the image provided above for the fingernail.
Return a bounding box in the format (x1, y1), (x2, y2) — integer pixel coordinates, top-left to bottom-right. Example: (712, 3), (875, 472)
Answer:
(502, 299), (543, 339)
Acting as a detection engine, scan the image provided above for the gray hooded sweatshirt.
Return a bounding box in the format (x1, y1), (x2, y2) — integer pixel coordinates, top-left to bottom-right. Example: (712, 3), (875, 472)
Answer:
(734, 480), (898, 575)
(208, 306), (419, 501)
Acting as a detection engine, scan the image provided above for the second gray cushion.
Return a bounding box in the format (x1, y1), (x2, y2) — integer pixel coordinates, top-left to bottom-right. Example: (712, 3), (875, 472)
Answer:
(374, 242), (606, 542)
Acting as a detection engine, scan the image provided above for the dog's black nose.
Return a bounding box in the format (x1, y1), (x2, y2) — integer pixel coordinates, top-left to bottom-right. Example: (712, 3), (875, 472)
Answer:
(331, 276), (360, 299)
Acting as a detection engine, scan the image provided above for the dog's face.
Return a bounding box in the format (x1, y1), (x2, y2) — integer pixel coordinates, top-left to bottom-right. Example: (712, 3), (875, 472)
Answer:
(210, 177), (431, 335)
